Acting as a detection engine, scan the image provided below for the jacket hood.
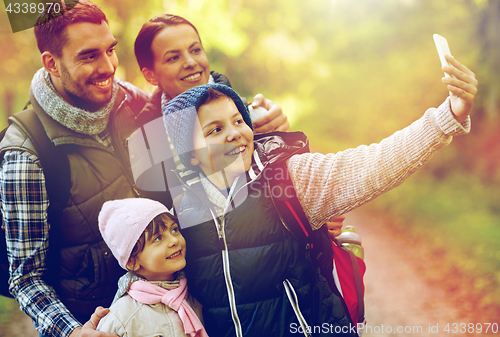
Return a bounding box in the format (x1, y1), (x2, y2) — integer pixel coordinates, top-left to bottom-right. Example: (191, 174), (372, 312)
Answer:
(253, 131), (309, 168)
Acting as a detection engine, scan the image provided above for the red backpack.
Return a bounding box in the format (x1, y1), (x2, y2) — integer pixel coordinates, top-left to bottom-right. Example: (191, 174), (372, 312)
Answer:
(267, 160), (366, 333)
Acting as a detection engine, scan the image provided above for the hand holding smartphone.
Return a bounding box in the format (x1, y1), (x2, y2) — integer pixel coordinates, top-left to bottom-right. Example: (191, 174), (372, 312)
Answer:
(433, 34), (455, 79)
(433, 34), (478, 122)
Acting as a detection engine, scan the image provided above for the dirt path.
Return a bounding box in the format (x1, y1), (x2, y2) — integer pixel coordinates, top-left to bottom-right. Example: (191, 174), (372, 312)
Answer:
(2, 208), (499, 336)
(346, 208), (500, 336)
(0, 299), (37, 337)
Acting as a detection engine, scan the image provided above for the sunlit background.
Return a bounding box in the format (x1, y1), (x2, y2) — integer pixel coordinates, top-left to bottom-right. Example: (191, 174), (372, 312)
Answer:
(0, 0), (499, 333)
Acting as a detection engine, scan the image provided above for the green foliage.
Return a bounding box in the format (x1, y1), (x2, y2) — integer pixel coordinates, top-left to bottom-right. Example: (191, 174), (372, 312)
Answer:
(0, 296), (19, 327)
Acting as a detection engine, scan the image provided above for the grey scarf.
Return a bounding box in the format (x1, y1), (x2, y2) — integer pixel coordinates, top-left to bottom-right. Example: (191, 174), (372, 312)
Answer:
(31, 68), (118, 135)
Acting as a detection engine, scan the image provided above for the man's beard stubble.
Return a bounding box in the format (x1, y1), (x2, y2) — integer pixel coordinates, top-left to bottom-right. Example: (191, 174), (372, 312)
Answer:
(59, 63), (113, 112)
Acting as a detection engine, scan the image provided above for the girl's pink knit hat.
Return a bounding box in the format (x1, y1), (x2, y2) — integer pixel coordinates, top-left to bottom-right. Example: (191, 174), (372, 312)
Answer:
(98, 198), (172, 270)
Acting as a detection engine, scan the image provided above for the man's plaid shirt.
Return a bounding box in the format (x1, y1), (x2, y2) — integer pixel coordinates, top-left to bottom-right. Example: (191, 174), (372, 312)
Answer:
(1, 125), (114, 337)
(1, 150), (80, 336)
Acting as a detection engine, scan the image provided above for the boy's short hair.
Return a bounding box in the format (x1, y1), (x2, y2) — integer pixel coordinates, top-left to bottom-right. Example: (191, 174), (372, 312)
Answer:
(135, 14), (201, 70)
(128, 212), (178, 267)
(163, 84), (253, 170)
(204, 87), (230, 105)
(34, 0), (108, 57)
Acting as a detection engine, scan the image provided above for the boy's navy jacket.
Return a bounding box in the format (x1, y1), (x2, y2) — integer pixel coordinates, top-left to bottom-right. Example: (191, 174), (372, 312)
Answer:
(174, 131), (356, 337)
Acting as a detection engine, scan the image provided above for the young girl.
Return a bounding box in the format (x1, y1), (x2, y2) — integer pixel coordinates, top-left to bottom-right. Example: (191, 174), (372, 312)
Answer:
(96, 198), (208, 337)
(161, 55), (476, 336)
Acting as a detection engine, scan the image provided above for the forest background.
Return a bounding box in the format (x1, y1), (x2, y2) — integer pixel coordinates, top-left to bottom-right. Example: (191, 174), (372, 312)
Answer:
(0, 0), (499, 327)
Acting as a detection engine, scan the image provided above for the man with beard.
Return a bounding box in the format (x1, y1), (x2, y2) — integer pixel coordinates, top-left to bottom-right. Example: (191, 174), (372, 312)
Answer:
(0, 1), (147, 336)
(0, 1), (287, 336)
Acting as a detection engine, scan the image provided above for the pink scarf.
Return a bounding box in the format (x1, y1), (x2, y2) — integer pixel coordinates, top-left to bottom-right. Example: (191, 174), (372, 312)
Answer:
(128, 278), (208, 337)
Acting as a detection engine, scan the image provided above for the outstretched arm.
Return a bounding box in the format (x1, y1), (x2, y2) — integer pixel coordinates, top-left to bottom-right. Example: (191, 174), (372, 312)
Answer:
(287, 59), (477, 229)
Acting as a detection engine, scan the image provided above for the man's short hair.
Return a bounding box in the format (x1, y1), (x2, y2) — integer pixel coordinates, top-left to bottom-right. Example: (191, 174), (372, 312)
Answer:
(34, 0), (108, 57)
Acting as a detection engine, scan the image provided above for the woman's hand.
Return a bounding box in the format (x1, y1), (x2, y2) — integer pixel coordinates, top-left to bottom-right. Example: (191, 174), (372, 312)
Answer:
(442, 55), (478, 124)
(250, 94), (290, 133)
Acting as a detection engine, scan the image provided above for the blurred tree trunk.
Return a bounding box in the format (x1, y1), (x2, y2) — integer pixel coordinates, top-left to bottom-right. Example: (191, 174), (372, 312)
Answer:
(477, 0), (500, 118)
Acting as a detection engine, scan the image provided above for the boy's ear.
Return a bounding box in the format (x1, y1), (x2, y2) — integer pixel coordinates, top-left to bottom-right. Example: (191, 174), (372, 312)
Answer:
(142, 67), (159, 86)
(126, 257), (140, 272)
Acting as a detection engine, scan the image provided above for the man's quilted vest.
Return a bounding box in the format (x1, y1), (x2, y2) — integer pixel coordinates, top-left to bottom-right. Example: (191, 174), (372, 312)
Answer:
(0, 84), (147, 322)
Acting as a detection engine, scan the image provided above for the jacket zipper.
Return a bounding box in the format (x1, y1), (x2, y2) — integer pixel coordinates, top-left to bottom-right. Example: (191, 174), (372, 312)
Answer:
(210, 209), (243, 337)
(283, 279), (312, 337)
(207, 179), (244, 337)
(202, 162), (268, 336)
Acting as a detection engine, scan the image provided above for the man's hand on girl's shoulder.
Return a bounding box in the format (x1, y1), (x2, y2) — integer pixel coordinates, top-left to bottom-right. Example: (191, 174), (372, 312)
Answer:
(69, 307), (118, 337)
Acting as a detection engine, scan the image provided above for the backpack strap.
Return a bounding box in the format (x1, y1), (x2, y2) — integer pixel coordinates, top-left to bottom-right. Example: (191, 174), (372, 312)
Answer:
(266, 161), (319, 259)
(8, 109), (72, 210)
(266, 160), (338, 286)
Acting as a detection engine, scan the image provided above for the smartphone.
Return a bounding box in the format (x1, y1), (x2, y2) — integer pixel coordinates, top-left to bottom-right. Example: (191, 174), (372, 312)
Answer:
(433, 34), (455, 78)
(248, 105), (268, 123)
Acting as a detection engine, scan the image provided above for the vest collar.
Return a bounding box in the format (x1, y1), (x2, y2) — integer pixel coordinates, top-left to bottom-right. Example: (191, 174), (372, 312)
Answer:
(28, 84), (129, 149)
